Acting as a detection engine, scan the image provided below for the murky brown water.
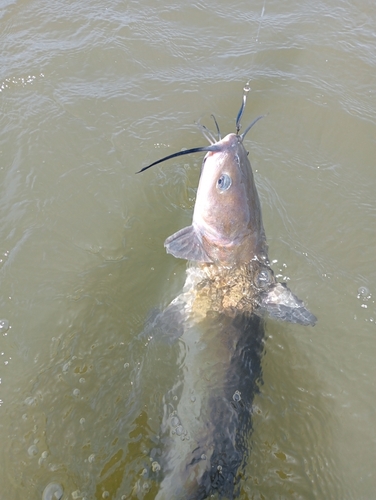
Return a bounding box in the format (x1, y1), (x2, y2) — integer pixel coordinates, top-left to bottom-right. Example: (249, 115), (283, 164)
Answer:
(1, 0), (375, 498)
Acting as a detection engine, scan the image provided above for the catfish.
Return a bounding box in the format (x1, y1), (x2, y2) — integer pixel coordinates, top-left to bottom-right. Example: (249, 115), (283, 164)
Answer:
(138, 86), (316, 499)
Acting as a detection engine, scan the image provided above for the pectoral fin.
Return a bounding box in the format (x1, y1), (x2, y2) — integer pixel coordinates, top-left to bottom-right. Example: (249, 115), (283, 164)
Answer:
(164, 225), (212, 263)
(257, 282), (316, 326)
(139, 303), (185, 345)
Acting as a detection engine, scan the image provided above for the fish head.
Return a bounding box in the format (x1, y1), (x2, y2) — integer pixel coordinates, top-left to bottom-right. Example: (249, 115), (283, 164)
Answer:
(191, 132), (267, 265)
(139, 97), (316, 326)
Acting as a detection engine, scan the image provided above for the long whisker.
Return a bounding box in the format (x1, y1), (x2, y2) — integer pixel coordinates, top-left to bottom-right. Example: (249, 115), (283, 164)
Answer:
(137, 145), (221, 173)
(241, 115), (264, 140)
(139, 82), (262, 174)
(197, 123), (217, 144)
(211, 114), (221, 140)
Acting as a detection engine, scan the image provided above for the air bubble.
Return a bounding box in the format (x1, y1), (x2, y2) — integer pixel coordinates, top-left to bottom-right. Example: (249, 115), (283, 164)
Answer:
(171, 416), (180, 427)
(254, 269), (273, 289)
(357, 286), (369, 297)
(28, 444), (38, 456)
(0, 319), (9, 333)
(357, 286), (372, 303)
(151, 461), (161, 472)
(62, 362), (70, 373)
(42, 482), (64, 500)
(233, 390), (241, 402)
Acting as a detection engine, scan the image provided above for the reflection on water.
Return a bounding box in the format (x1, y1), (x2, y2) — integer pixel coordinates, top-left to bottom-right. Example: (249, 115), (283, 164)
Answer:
(0, 0), (375, 498)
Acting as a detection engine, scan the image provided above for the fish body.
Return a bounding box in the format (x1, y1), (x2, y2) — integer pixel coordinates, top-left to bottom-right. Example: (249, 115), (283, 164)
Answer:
(141, 92), (316, 499)
(150, 266), (265, 500)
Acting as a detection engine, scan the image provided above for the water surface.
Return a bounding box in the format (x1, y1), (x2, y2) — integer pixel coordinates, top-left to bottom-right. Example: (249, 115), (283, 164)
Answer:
(0, 0), (375, 498)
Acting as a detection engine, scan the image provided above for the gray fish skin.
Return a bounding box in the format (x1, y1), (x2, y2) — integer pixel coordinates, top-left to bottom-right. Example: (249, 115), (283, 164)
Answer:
(144, 124), (316, 499)
(151, 286), (264, 500)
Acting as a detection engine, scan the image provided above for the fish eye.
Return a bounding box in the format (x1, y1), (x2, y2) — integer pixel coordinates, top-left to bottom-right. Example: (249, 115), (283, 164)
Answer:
(216, 174), (232, 191)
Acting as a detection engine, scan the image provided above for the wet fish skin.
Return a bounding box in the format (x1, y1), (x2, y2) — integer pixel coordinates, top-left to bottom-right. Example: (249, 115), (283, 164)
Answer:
(141, 99), (316, 499)
(165, 133), (268, 267)
(153, 310), (264, 500)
